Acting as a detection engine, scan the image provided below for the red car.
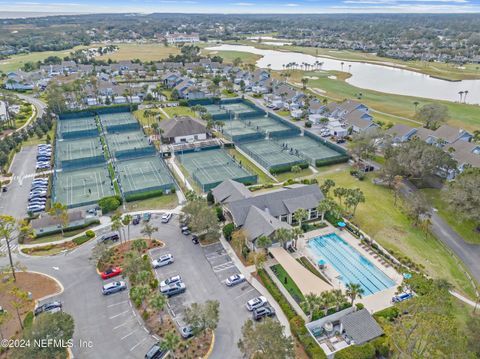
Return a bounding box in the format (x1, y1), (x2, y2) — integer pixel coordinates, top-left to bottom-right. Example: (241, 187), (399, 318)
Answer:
(101, 267), (123, 280)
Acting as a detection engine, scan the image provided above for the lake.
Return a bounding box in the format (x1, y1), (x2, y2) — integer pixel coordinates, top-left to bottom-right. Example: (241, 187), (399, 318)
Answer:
(206, 44), (480, 105)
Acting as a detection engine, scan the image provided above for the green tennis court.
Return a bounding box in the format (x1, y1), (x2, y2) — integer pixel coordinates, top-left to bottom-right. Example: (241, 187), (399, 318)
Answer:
(239, 139), (306, 171)
(243, 115), (293, 134)
(105, 130), (154, 159)
(274, 136), (344, 164)
(100, 112), (139, 132)
(116, 156), (175, 196)
(178, 147), (257, 192)
(222, 119), (260, 138)
(56, 137), (103, 163)
(53, 165), (115, 208)
(222, 101), (255, 114)
(57, 116), (98, 139)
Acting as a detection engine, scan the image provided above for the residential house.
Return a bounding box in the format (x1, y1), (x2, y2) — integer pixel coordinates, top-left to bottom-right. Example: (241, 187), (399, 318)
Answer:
(162, 72), (182, 88)
(386, 124), (418, 143)
(158, 116), (207, 144)
(174, 79), (195, 99)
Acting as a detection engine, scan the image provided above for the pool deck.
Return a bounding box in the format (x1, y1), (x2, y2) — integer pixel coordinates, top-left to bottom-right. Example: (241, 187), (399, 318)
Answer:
(298, 224), (403, 313)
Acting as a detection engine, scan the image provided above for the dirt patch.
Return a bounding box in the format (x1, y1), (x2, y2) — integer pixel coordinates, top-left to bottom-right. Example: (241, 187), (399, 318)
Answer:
(0, 271), (61, 339)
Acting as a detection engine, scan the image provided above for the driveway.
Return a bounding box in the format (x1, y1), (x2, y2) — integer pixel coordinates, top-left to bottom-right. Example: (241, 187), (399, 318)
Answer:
(0, 145), (39, 219)
(149, 216), (261, 359)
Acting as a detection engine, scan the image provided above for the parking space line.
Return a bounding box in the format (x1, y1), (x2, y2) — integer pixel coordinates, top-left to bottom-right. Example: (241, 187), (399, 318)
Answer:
(130, 337), (147, 352)
(234, 288), (256, 300)
(121, 329), (138, 340)
(107, 300), (129, 308)
(109, 310), (130, 319)
(113, 318), (136, 330)
(213, 262), (236, 272)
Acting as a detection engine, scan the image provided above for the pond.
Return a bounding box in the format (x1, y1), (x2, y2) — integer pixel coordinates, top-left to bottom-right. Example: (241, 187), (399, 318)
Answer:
(206, 44), (480, 104)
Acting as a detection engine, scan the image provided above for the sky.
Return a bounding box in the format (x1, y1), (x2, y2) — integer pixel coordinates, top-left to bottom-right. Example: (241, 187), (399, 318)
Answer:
(1, 0), (480, 14)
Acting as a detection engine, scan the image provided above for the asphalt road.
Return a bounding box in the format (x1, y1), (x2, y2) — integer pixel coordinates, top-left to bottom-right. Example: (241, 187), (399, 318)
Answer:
(0, 213), (260, 359)
(0, 145), (39, 219)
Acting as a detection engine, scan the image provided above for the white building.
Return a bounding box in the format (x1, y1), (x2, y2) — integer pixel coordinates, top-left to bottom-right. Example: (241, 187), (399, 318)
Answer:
(164, 33), (200, 44)
(159, 116), (207, 144)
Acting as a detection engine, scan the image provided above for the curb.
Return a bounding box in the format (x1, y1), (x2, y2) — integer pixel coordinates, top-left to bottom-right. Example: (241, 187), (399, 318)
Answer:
(202, 331), (215, 359)
(26, 270), (64, 303)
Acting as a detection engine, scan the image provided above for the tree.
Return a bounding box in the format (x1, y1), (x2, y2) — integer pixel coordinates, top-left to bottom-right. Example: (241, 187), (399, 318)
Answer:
(111, 213), (123, 242)
(317, 198), (336, 222)
(130, 285), (150, 308)
(293, 208), (308, 228)
(255, 235), (272, 252)
(320, 179), (336, 197)
(238, 318), (294, 359)
(98, 196), (121, 213)
(414, 103), (449, 130)
(348, 128), (383, 160)
(10, 287), (30, 330)
(149, 293), (167, 324)
(402, 190), (430, 226)
(231, 229), (247, 254)
(303, 293), (321, 320)
(291, 165), (301, 173)
(141, 222), (158, 240)
(161, 331), (181, 358)
(12, 312), (74, 359)
(272, 228), (293, 249)
(182, 198), (221, 242)
(345, 282), (364, 305)
(17, 220), (34, 244)
(122, 214), (132, 241)
(319, 291), (335, 315)
(0, 215), (18, 281)
(184, 300), (220, 338)
(443, 168), (480, 230)
(344, 188), (365, 216)
(48, 202), (68, 236)
(333, 187), (348, 206)
(131, 238), (148, 253)
(331, 289), (346, 312)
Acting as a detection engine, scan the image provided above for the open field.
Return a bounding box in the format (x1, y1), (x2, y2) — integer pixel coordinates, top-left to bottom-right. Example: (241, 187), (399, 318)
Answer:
(422, 188), (480, 245)
(162, 106), (196, 118)
(284, 70), (480, 132)
(231, 41), (480, 81)
(96, 43), (181, 62)
(321, 170), (478, 299)
(123, 193), (178, 212)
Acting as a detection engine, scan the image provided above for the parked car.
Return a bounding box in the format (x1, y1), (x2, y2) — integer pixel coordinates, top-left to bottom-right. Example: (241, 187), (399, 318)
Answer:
(160, 282), (186, 297)
(392, 292), (414, 303)
(34, 301), (62, 316)
(132, 214), (141, 225)
(253, 305), (275, 321)
(143, 212), (151, 222)
(97, 232), (120, 244)
(180, 325), (194, 339)
(225, 274), (246, 287)
(152, 254), (174, 268)
(144, 342), (168, 359)
(191, 235), (199, 245)
(181, 226), (190, 235)
(161, 213), (172, 223)
(160, 275), (182, 288)
(101, 267), (123, 279)
(102, 281), (127, 295)
(246, 296), (268, 311)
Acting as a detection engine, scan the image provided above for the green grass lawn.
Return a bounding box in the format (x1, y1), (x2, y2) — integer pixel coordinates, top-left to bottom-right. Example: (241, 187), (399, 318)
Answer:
(96, 43), (181, 62)
(422, 188), (480, 245)
(322, 170), (477, 299)
(30, 228), (88, 244)
(275, 167), (314, 182)
(123, 193), (178, 212)
(226, 147), (273, 184)
(162, 106), (196, 118)
(133, 109), (164, 127)
(201, 49), (262, 65)
(271, 263), (306, 305)
(287, 70), (480, 132)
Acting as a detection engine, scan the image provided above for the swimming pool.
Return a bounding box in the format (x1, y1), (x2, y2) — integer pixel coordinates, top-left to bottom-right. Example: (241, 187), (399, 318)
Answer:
(307, 233), (396, 296)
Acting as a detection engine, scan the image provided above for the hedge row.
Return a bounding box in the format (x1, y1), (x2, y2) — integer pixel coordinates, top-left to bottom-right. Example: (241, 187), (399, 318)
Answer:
(34, 219), (100, 238)
(72, 235), (91, 246)
(334, 337), (388, 359)
(269, 162), (309, 175)
(124, 189), (166, 202)
(314, 155), (349, 167)
(257, 269), (327, 359)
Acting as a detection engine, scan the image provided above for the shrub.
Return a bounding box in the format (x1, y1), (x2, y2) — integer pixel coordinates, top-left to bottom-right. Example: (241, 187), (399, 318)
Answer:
(371, 337), (389, 357)
(222, 223), (235, 241)
(215, 206), (225, 222)
(23, 311), (34, 329)
(98, 195), (122, 213)
(374, 306), (399, 322)
(290, 316), (327, 359)
(335, 343), (376, 359)
(305, 120), (312, 128)
(85, 230), (95, 238)
(257, 269), (296, 319)
(150, 279), (159, 290)
(355, 302), (365, 310)
(206, 190), (214, 204)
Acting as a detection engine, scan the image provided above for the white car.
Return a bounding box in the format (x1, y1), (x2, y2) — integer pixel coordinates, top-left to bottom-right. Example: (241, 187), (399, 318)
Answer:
(160, 275), (182, 288)
(161, 213), (172, 223)
(225, 274), (246, 287)
(246, 296), (268, 311)
(152, 254), (174, 268)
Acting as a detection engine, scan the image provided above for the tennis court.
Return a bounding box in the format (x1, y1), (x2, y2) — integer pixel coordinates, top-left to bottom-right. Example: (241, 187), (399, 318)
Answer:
(274, 136), (345, 165)
(57, 116), (98, 139)
(243, 115), (294, 135)
(221, 119), (263, 142)
(178, 147), (257, 192)
(222, 101), (255, 114)
(116, 156), (175, 196)
(105, 130), (154, 159)
(53, 165), (115, 208)
(56, 137), (105, 169)
(239, 139), (306, 171)
(100, 112), (139, 132)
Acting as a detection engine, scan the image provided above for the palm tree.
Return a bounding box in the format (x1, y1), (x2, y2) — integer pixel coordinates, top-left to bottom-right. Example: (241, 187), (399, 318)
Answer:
(332, 289), (345, 312)
(413, 101), (420, 112)
(293, 208), (309, 228)
(48, 202), (69, 236)
(161, 331), (180, 358)
(464, 90), (469, 103)
(111, 214), (123, 242)
(316, 200), (333, 222)
(458, 91), (464, 103)
(272, 228), (293, 249)
(141, 222), (158, 240)
(149, 293), (167, 324)
(291, 227), (304, 249)
(320, 291), (335, 316)
(303, 293), (321, 320)
(122, 214), (132, 242)
(340, 62), (344, 71)
(346, 283), (364, 305)
(0, 216), (17, 281)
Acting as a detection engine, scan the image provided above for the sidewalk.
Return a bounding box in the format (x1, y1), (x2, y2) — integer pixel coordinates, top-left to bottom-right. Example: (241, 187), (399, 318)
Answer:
(218, 236), (292, 336)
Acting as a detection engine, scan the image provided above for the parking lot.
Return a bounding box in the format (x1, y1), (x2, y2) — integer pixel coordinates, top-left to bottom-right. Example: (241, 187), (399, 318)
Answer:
(0, 145), (38, 219)
(149, 216), (263, 359)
